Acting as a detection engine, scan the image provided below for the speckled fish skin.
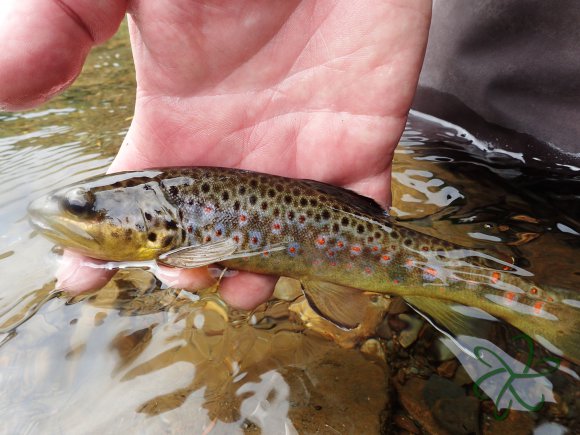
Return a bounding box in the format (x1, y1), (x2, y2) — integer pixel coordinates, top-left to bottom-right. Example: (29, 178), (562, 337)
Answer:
(28, 167), (579, 363)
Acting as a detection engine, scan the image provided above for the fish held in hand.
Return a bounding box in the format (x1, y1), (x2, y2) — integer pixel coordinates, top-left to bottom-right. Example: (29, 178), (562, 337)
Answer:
(28, 167), (580, 363)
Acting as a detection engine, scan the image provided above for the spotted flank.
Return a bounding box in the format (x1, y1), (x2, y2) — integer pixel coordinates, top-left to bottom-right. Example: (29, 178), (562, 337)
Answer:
(28, 166), (580, 365)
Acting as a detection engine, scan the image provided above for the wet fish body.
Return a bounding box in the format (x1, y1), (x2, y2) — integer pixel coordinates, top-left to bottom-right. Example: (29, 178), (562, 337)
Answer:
(28, 167), (580, 363)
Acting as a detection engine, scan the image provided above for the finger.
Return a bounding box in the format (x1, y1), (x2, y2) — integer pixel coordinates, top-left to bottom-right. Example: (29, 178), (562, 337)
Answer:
(56, 250), (116, 295)
(218, 272), (278, 310)
(0, 0), (127, 110)
(155, 264), (217, 291)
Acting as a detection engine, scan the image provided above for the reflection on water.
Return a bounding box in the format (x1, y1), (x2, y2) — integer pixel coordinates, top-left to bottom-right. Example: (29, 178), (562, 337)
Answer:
(0, 21), (578, 434)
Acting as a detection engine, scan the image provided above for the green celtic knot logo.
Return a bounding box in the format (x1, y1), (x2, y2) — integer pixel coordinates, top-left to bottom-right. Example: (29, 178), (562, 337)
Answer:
(472, 334), (561, 420)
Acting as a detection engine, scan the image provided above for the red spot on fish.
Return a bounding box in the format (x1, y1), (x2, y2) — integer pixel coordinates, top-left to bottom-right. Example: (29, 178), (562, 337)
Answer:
(289, 246), (296, 254)
(317, 237), (326, 246)
(233, 235), (240, 242)
(364, 266), (372, 275)
(533, 301), (544, 314)
(530, 287), (538, 295)
(204, 206), (213, 213)
(240, 215), (247, 222)
(337, 240), (344, 249)
(421, 246), (429, 251)
(330, 261), (337, 267)
(503, 265), (511, 271)
(204, 235), (212, 242)
(372, 246), (379, 252)
(327, 250), (335, 257)
(187, 225), (193, 233)
(263, 250), (269, 257)
(547, 296), (554, 302)
(393, 279), (400, 284)
(350, 245), (362, 255)
(251, 236), (258, 244)
(382, 255), (391, 261)
(215, 228), (222, 236)
(491, 272), (501, 283)
(272, 222), (281, 230)
(506, 292), (516, 302)
(405, 259), (414, 267)
(425, 267), (437, 276)
(299, 215), (306, 224)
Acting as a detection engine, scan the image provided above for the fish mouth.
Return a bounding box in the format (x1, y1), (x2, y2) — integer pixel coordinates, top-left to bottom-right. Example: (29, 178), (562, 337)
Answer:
(28, 194), (96, 250)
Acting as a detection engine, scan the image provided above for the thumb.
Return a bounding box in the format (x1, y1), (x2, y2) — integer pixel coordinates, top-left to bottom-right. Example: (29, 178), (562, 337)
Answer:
(0, 0), (127, 110)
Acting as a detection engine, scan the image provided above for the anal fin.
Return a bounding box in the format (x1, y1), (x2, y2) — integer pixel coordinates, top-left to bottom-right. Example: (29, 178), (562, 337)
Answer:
(403, 296), (492, 339)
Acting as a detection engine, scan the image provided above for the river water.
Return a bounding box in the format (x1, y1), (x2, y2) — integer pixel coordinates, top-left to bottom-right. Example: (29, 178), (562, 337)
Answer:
(0, 21), (578, 434)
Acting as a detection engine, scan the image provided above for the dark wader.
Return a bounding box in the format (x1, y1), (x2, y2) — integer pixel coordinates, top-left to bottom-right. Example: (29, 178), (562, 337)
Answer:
(414, 0), (580, 167)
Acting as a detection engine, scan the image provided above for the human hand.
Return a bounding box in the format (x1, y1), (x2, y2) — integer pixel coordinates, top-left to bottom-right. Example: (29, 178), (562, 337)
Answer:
(1, 0), (431, 309)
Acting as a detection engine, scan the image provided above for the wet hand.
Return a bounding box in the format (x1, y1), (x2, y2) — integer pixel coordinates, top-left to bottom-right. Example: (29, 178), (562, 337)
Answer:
(0, 0), (431, 309)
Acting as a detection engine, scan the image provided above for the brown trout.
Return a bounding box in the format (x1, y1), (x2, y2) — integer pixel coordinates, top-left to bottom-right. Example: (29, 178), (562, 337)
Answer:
(28, 167), (579, 363)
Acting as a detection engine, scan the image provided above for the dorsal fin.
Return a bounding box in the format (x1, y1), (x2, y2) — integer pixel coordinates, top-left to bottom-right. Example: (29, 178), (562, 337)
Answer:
(300, 179), (388, 218)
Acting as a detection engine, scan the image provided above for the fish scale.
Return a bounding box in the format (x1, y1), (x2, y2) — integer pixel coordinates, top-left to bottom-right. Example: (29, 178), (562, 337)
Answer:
(28, 167), (580, 364)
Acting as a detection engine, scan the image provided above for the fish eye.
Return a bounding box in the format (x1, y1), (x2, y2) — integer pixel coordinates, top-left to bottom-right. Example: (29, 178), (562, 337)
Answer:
(62, 188), (95, 216)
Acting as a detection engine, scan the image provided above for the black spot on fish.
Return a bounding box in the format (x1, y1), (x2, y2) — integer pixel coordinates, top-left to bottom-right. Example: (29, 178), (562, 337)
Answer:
(374, 231), (381, 239)
(314, 214), (321, 222)
(249, 179), (258, 188)
(299, 198), (308, 207)
(299, 215), (306, 224)
(239, 186), (246, 195)
(306, 209), (313, 217)
(292, 188), (300, 196)
(404, 239), (412, 246)
(125, 229), (133, 237)
(273, 208), (280, 217)
(201, 183), (210, 193)
(367, 236), (374, 243)
(309, 198), (318, 207)
(169, 185), (179, 196)
(391, 232), (399, 239)
(284, 195), (292, 205)
(111, 231), (120, 239)
(275, 184), (284, 192)
(341, 217), (349, 226)
(366, 223), (373, 231)
(148, 232), (157, 242)
(357, 224), (365, 234)
(143, 185), (152, 191)
(144, 212), (152, 221)
(162, 235), (174, 248)
(249, 195), (257, 205)
(267, 189), (276, 198)
(187, 199), (194, 206)
(233, 200), (241, 211)
(181, 229), (187, 239)
(165, 220), (178, 230)
(332, 223), (340, 233)
(221, 191), (230, 201)
(261, 201), (268, 211)
(321, 210), (331, 220)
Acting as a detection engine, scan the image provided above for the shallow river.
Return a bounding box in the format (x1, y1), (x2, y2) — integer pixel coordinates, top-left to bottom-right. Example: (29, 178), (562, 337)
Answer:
(0, 22), (578, 434)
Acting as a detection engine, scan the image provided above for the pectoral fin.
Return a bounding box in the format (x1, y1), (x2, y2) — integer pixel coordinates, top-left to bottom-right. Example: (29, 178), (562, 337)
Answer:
(158, 238), (239, 268)
(158, 238), (288, 268)
(301, 280), (371, 330)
